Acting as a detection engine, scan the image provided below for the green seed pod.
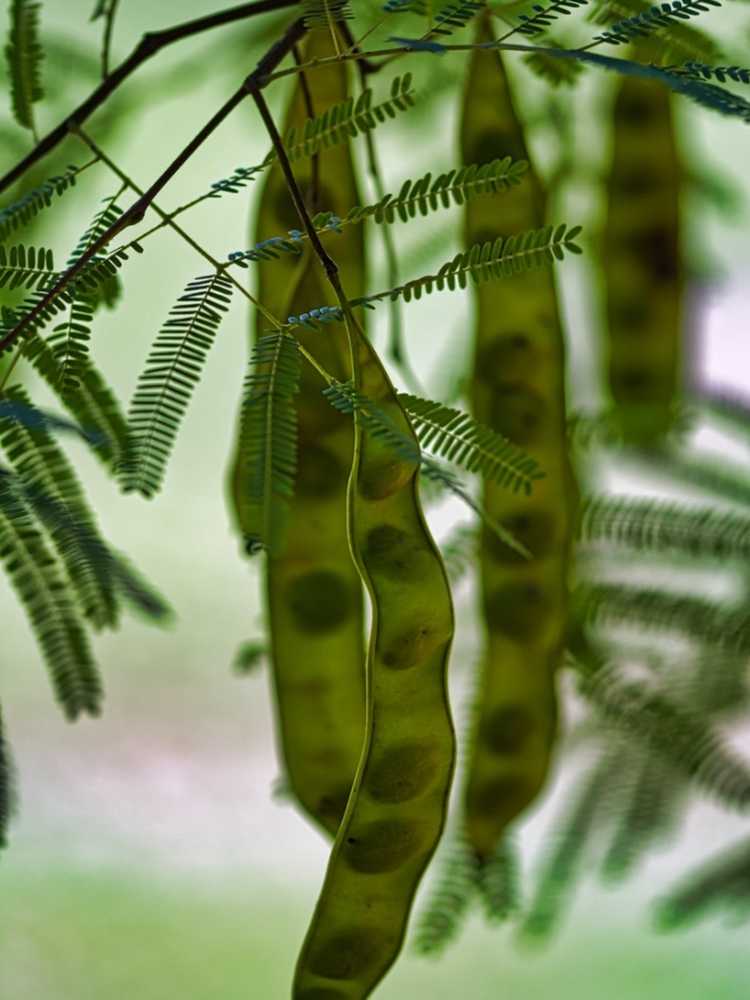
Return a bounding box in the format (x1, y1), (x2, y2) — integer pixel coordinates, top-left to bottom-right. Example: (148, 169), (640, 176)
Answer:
(459, 16), (576, 863)
(228, 27), (366, 837)
(293, 324), (456, 997)
(602, 75), (683, 443)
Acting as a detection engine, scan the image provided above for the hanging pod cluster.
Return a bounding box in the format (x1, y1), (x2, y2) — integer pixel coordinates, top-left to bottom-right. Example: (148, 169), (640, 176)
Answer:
(602, 73), (684, 444)
(231, 26), (367, 838)
(458, 15), (577, 866)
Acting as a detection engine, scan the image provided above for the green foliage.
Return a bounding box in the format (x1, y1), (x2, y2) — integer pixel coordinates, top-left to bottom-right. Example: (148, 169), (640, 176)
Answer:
(577, 658), (750, 811)
(277, 73), (417, 163)
(668, 61), (750, 83)
(5, 0), (44, 135)
(578, 495), (750, 562)
(398, 391), (544, 494)
(323, 380), (530, 556)
(238, 331), (301, 555)
(300, 0), (354, 28)
(0, 469), (101, 720)
(521, 753), (612, 940)
(232, 640), (267, 675)
(655, 836), (750, 929)
(386, 0), (484, 35)
(0, 387), (118, 629)
(0, 162), (90, 244)
(593, 0), (721, 47)
(119, 272), (234, 498)
(524, 44), (585, 86)
(414, 836), (479, 954)
(586, 0), (723, 63)
(514, 0), (590, 38)
(343, 157), (529, 225)
(575, 581), (750, 657)
(352, 224), (582, 307)
(0, 243), (55, 290)
(477, 838), (520, 923)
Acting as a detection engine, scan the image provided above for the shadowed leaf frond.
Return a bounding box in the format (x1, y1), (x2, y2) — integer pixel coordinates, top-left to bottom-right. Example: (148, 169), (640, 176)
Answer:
(119, 272), (234, 498)
(5, 0), (44, 134)
(398, 392), (543, 494)
(593, 0), (721, 47)
(576, 657), (750, 811)
(0, 244), (55, 290)
(274, 74), (417, 164)
(0, 471), (101, 719)
(238, 331), (301, 556)
(300, 0), (353, 27)
(478, 837), (520, 923)
(0, 385), (118, 629)
(666, 61), (750, 84)
(414, 835), (479, 955)
(352, 224), (582, 307)
(0, 705), (12, 848)
(655, 836), (750, 930)
(574, 582), (750, 657)
(579, 495), (750, 562)
(323, 381), (530, 557)
(0, 162), (92, 244)
(513, 0), (590, 37)
(521, 753), (612, 941)
(343, 157), (529, 225)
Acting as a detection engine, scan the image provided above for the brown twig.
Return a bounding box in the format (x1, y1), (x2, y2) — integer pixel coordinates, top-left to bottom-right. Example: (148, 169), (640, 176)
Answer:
(0, 0), (300, 195)
(0, 18), (306, 356)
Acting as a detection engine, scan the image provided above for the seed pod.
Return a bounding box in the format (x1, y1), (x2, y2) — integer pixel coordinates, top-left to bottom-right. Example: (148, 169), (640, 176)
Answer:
(229, 27), (366, 837)
(459, 16), (576, 863)
(292, 323), (456, 996)
(602, 75), (684, 443)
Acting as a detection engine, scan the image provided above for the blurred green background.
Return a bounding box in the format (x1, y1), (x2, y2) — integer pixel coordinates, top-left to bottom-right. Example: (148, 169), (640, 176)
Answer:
(2, 1), (750, 996)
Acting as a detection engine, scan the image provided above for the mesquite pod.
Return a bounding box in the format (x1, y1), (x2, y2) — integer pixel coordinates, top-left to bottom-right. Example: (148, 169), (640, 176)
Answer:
(459, 17), (576, 863)
(602, 75), (683, 443)
(230, 27), (366, 837)
(292, 322), (456, 996)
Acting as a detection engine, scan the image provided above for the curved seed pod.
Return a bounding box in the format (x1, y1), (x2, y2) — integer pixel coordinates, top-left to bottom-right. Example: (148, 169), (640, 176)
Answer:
(293, 322), (456, 997)
(229, 27), (366, 837)
(602, 74), (684, 443)
(459, 15), (576, 863)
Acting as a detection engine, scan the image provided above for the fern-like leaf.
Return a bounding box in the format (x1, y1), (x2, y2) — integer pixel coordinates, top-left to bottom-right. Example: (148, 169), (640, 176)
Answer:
(5, 0), (44, 135)
(513, 0), (590, 37)
(478, 837), (520, 923)
(0, 243), (55, 290)
(344, 157), (529, 225)
(576, 658), (750, 811)
(398, 391), (544, 494)
(352, 224), (582, 307)
(575, 582), (750, 657)
(238, 331), (301, 555)
(414, 835), (479, 954)
(439, 521), (477, 583)
(579, 495), (750, 562)
(120, 272), (234, 498)
(655, 836), (750, 930)
(323, 381), (530, 557)
(279, 73), (417, 164)
(300, 0), (353, 27)
(666, 61), (750, 84)
(593, 0), (721, 46)
(0, 162), (91, 244)
(0, 385), (118, 629)
(0, 471), (101, 719)
(520, 753), (612, 940)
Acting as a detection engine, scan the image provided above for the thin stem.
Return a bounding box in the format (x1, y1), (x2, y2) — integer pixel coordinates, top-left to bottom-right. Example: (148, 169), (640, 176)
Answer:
(0, 0), (301, 194)
(249, 86), (338, 281)
(72, 127), (284, 331)
(293, 44), (321, 209)
(0, 20), (305, 355)
(101, 0), (121, 78)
